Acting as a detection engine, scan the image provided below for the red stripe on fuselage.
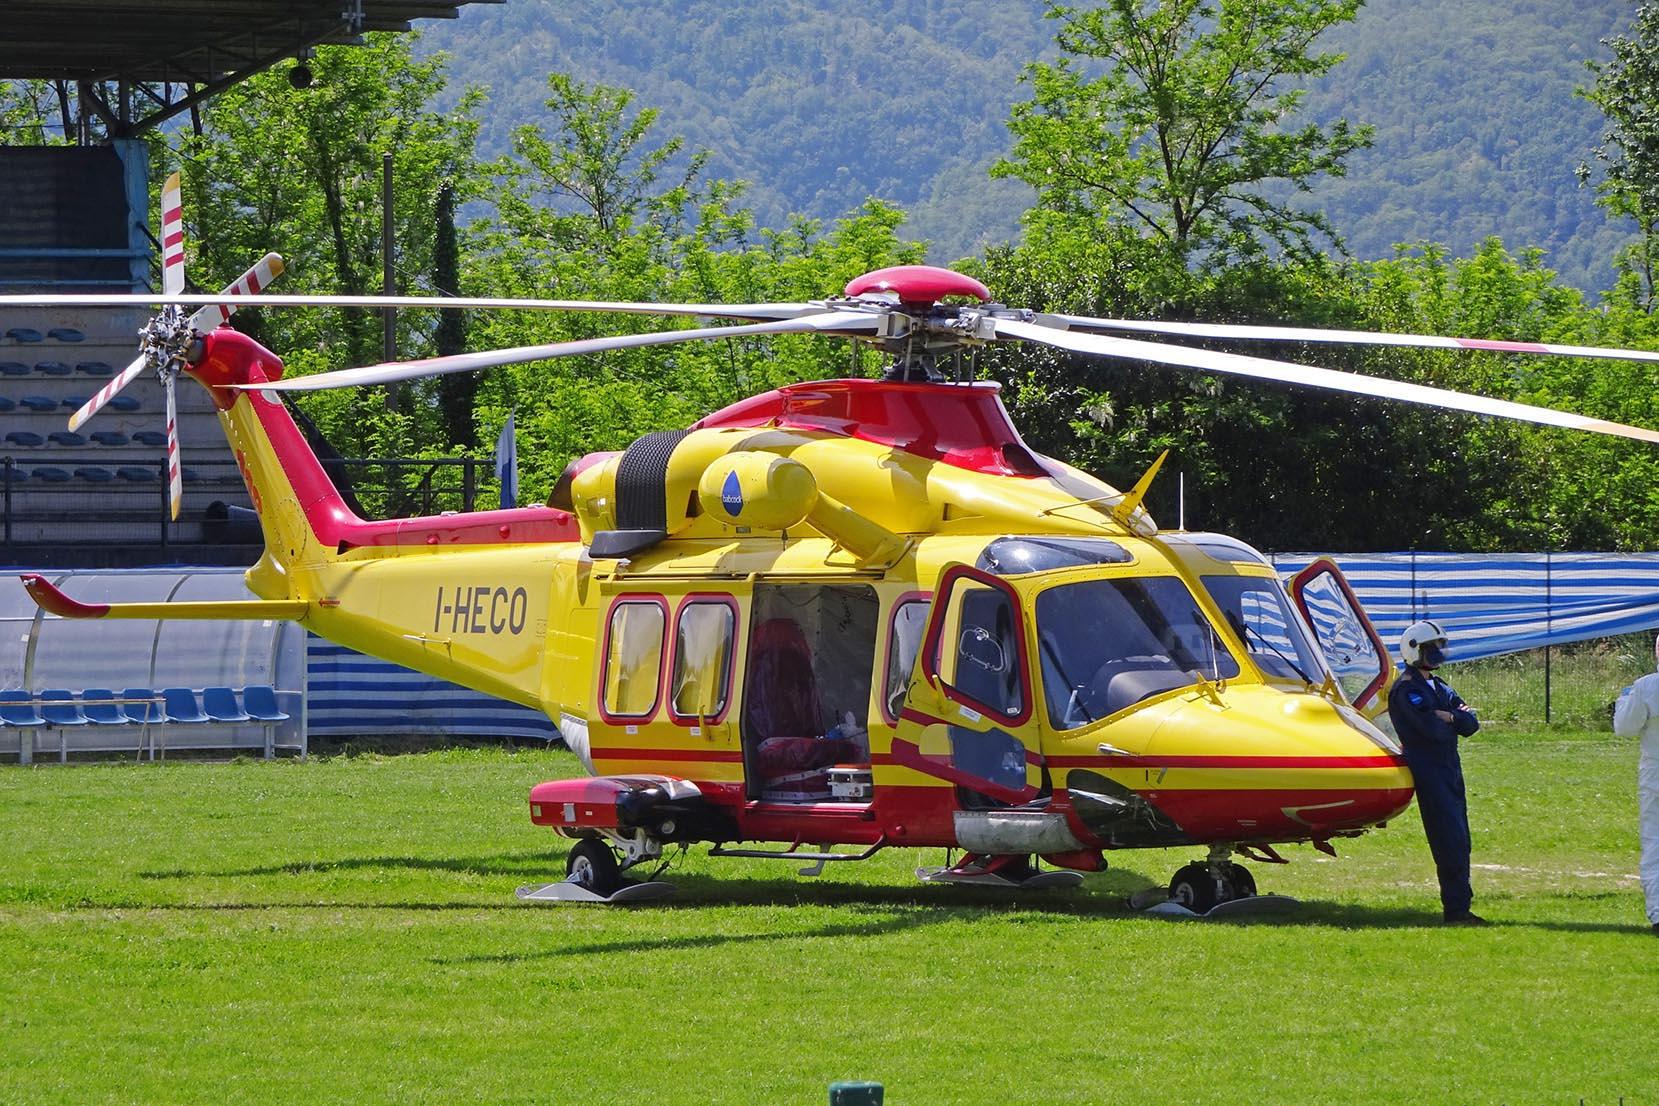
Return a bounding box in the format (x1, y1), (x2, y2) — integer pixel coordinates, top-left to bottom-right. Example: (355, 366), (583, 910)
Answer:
(1046, 753), (1404, 769)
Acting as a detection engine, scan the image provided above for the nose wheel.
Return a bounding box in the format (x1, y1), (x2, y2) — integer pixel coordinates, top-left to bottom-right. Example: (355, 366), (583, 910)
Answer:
(1167, 859), (1257, 914)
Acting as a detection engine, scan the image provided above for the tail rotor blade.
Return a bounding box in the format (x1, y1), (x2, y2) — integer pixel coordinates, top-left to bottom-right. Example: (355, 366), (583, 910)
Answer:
(164, 378), (181, 521)
(68, 353), (145, 431)
(188, 252), (285, 334)
(161, 172), (186, 296)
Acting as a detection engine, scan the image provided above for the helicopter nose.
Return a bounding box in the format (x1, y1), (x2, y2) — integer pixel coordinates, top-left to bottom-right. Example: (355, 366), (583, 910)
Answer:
(1135, 691), (1415, 842)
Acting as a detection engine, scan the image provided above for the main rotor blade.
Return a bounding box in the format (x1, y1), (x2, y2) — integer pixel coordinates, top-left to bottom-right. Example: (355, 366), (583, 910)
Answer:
(993, 317), (1659, 444)
(67, 353), (145, 432)
(0, 291), (826, 322)
(1051, 313), (1659, 365)
(161, 172), (185, 297)
(188, 253), (286, 333)
(238, 311), (882, 393)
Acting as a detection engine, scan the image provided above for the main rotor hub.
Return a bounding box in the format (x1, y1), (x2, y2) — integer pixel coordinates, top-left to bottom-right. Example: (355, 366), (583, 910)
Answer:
(843, 264), (991, 305)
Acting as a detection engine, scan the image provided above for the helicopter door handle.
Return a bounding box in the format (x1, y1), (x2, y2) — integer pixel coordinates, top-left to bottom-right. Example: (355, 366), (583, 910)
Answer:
(1097, 743), (1135, 757)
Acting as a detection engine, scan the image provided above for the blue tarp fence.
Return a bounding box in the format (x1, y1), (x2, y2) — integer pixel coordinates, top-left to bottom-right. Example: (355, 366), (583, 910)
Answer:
(1272, 552), (1659, 665)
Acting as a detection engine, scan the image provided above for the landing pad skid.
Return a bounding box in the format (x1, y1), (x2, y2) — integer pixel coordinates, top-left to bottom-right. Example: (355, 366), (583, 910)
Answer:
(515, 879), (677, 905)
(915, 866), (1085, 890)
(1130, 889), (1301, 918)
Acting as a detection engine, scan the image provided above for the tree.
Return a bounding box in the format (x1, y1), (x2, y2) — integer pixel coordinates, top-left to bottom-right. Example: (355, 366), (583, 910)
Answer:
(1580, 2), (1659, 309)
(993, 0), (1372, 266)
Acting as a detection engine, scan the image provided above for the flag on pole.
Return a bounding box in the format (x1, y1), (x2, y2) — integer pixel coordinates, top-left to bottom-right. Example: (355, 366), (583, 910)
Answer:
(494, 412), (517, 510)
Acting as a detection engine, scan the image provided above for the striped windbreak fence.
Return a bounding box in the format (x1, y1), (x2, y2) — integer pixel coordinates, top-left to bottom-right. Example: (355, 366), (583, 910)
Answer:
(1270, 553), (1659, 665)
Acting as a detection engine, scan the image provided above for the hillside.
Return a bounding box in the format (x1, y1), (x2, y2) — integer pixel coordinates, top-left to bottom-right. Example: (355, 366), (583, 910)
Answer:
(422, 0), (1639, 290)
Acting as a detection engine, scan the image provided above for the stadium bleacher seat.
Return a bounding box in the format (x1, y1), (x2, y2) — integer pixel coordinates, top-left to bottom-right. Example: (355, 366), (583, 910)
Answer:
(32, 467), (70, 482)
(6, 327), (43, 342)
(181, 467), (201, 483)
(21, 395), (57, 412)
(122, 688), (162, 726)
(1, 469), (25, 484)
(79, 690), (127, 726)
(90, 431), (128, 447)
(117, 466), (157, 482)
(39, 689), (87, 763)
(47, 328), (84, 343)
(131, 430), (166, 447)
(49, 431), (86, 448)
(160, 687), (210, 725)
(74, 466), (113, 483)
(202, 686), (252, 724)
(0, 396), (16, 412)
(0, 361), (30, 376)
(60, 395), (88, 410)
(75, 361), (113, 376)
(6, 432), (45, 447)
(243, 685), (291, 758)
(34, 361), (71, 376)
(107, 395), (140, 412)
(0, 691), (46, 764)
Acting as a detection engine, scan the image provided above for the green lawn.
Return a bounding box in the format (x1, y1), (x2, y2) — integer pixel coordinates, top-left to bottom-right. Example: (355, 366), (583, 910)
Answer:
(1, 731), (1654, 1105)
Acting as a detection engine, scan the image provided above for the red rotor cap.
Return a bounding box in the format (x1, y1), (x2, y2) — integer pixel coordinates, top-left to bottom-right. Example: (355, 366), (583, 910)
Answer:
(844, 265), (991, 304)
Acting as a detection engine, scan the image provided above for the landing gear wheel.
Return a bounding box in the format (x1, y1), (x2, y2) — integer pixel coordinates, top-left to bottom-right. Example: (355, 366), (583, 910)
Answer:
(1221, 861), (1257, 899)
(566, 838), (622, 897)
(1168, 861), (1221, 914)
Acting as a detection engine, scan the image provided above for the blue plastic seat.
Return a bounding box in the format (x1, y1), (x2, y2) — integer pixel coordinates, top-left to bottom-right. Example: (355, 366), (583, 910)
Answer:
(117, 465), (157, 482)
(131, 430), (167, 447)
(75, 360), (113, 376)
(21, 395), (56, 412)
(1, 469), (26, 484)
(90, 431), (128, 447)
(38, 689), (87, 727)
(122, 687), (163, 725)
(6, 327), (42, 343)
(49, 431), (86, 448)
(202, 686), (252, 723)
(0, 396), (13, 412)
(34, 360), (71, 376)
(241, 686), (290, 722)
(107, 395), (140, 412)
(79, 689), (128, 726)
(31, 467), (69, 483)
(60, 395), (88, 410)
(181, 467), (201, 484)
(160, 687), (209, 724)
(74, 466), (113, 483)
(0, 690), (45, 727)
(0, 361), (29, 376)
(6, 432), (44, 448)
(47, 327), (84, 343)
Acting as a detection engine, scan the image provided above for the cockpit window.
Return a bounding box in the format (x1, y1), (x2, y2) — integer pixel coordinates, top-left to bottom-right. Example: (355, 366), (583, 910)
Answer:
(1035, 576), (1239, 730)
(1201, 574), (1328, 685)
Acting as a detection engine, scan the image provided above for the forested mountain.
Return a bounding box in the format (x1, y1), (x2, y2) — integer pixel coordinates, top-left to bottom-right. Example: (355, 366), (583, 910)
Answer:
(424, 0), (1637, 290)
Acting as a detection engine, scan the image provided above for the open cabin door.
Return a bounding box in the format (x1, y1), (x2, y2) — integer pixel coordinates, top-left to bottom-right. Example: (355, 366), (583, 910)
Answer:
(1288, 558), (1391, 717)
(890, 564), (1045, 806)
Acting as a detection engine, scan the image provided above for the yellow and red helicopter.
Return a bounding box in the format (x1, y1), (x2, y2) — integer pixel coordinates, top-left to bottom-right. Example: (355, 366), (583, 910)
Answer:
(11, 175), (1659, 908)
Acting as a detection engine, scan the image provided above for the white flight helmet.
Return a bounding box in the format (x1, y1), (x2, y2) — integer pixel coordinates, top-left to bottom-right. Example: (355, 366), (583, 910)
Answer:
(1400, 619), (1450, 668)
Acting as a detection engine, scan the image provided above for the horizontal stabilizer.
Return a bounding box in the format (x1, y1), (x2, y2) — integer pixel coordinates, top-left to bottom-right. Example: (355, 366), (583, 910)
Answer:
(19, 574), (307, 621)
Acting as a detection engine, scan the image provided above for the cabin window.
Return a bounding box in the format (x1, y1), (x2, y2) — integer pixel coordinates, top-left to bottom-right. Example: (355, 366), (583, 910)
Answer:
(882, 599), (930, 722)
(601, 598), (667, 719)
(1035, 576), (1239, 729)
(932, 577), (1027, 721)
(670, 599), (737, 722)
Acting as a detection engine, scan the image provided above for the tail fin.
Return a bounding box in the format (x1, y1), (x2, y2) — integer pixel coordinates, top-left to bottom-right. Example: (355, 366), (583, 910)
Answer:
(183, 329), (581, 596)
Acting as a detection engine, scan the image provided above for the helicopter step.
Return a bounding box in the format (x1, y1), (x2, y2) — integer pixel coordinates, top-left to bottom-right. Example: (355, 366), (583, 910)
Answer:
(916, 853), (1086, 890)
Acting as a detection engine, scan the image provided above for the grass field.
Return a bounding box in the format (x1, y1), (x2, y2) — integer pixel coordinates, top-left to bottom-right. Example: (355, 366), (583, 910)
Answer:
(2, 730), (1655, 1105)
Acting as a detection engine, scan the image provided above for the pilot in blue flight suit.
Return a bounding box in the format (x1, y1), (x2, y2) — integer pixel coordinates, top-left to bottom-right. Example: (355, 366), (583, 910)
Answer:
(1387, 620), (1487, 926)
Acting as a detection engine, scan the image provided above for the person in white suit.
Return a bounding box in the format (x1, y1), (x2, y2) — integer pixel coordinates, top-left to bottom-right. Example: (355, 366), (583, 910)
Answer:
(1612, 633), (1659, 934)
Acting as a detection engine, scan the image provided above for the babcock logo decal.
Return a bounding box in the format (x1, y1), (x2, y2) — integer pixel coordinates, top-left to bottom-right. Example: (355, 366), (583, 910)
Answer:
(721, 470), (744, 516)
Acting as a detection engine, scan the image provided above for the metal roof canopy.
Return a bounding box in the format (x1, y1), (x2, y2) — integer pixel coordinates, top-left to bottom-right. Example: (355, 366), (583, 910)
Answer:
(2, 1), (499, 135)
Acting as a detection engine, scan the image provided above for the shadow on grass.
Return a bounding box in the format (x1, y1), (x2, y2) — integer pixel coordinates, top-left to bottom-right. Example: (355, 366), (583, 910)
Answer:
(138, 849), (557, 881)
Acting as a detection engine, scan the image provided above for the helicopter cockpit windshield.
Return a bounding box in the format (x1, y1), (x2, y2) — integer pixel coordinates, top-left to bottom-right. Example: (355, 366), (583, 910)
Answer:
(1035, 576), (1241, 730)
(1201, 574), (1330, 688)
